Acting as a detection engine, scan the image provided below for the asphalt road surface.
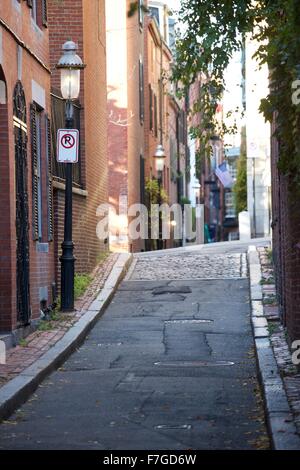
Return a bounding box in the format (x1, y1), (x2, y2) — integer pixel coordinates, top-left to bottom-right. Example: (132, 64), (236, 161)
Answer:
(0, 242), (269, 449)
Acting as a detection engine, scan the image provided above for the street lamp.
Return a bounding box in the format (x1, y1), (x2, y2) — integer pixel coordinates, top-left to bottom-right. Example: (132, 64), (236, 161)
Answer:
(56, 41), (85, 311)
(154, 144), (166, 250)
(154, 144), (166, 174)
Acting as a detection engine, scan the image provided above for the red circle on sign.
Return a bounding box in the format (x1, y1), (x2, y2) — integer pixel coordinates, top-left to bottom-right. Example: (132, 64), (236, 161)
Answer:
(61, 133), (75, 149)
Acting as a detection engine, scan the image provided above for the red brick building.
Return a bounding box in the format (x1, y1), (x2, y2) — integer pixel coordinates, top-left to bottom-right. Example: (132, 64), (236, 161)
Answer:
(106, 0), (146, 253)
(48, 0), (108, 281)
(188, 79), (226, 243)
(0, 0), (54, 333)
(271, 128), (300, 341)
(144, 8), (188, 249)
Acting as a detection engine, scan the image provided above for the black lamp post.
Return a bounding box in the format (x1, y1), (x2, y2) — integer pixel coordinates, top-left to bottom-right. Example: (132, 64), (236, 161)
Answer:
(154, 144), (166, 250)
(56, 41), (84, 311)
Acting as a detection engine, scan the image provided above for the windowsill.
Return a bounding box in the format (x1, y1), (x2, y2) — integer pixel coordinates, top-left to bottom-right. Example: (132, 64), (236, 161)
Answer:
(53, 180), (88, 197)
(36, 242), (49, 253)
(31, 18), (44, 36)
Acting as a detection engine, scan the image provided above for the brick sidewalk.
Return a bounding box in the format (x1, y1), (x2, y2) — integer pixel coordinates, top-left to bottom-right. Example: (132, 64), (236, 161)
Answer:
(0, 253), (118, 389)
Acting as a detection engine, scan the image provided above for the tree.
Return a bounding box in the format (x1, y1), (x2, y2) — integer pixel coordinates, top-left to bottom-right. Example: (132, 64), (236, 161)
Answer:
(233, 126), (247, 214)
(172, 1), (300, 191)
(234, 153), (247, 214)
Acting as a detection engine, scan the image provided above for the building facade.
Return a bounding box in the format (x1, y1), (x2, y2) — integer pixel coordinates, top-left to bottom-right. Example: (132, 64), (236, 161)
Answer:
(0, 0), (55, 333)
(48, 0), (108, 281)
(271, 117), (300, 341)
(106, 0), (145, 253)
(222, 49), (244, 242)
(144, 4), (188, 249)
(245, 36), (271, 238)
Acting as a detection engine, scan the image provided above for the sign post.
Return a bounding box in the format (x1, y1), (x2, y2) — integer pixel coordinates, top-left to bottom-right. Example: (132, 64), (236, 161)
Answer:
(57, 126), (79, 312)
(57, 129), (79, 164)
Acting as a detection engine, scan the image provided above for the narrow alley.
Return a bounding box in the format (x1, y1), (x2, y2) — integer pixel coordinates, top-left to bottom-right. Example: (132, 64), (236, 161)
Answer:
(0, 242), (269, 450)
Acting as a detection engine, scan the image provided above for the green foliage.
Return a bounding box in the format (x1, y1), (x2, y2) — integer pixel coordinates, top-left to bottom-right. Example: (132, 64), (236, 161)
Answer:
(127, 1), (149, 18)
(268, 322), (280, 336)
(127, 2), (138, 17)
(266, 248), (273, 262)
(74, 273), (92, 300)
(38, 321), (54, 332)
(145, 178), (169, 250)
(18, 338), (29, 348)
(233, 153), (247, 214)
(180, 196), (191, 205)
(173, 0), (300, 191)
(96, 251), (109, 265)
(145, 178), (169, 205)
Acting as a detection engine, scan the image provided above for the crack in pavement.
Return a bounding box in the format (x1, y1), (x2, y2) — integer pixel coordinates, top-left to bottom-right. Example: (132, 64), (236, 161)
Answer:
(203, 333), (213, 356)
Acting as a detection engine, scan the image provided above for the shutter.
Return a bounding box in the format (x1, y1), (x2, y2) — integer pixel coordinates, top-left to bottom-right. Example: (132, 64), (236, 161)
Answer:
(154, 94), (158, 137)
(30, 103), (39, 241)
(140, 155), (145, 205)
(139, 60), (144, 123)
(42, 0), (48, 27)
(27, 0), (33, 8)
(141, 63), (144, 121)
(46, 115), (54, 241)
(149, 85), (153, 131)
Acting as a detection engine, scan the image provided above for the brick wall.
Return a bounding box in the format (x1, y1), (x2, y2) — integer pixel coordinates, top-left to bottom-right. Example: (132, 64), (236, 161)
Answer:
(0, 1), (54, 331)
(144, 15), (183, 249)
(271, 120), (300, 341)
(0, 95), (12, 330)
(48, 0), (108, 282)
(106, 0), (144, 253)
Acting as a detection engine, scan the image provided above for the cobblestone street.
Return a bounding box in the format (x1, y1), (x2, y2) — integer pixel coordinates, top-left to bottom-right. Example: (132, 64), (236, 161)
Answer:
(127, 252), (248, 281)
(0, 242), (269, 450)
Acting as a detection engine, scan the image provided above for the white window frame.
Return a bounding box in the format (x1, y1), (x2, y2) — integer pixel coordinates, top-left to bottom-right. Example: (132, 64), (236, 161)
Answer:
(225, 191), (236, 218)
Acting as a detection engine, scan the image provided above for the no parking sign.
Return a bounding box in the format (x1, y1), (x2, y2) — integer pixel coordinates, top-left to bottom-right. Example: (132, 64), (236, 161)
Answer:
(57, 129), (79, 163)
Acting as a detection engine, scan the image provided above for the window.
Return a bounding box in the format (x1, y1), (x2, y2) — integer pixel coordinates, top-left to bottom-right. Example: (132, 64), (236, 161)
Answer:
(139, 59), (144, 124)
(149, 6), (160, 25)
(225, 191), (236, 218)
(29, 0), (48, 28)
(168, 18), (176, 50)
(228, 161), (237, 181)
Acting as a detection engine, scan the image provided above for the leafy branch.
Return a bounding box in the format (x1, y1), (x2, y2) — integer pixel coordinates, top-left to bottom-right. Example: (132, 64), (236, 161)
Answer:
(173, 0), (300, 190)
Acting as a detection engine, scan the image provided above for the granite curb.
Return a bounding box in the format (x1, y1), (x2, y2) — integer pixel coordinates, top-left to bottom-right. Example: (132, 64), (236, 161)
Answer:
(0, 253), (132, 422)
(248, 245), (300, 450)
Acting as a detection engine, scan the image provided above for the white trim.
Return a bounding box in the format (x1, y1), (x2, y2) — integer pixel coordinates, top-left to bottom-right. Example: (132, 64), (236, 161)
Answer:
(32, 80), (45, 109)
